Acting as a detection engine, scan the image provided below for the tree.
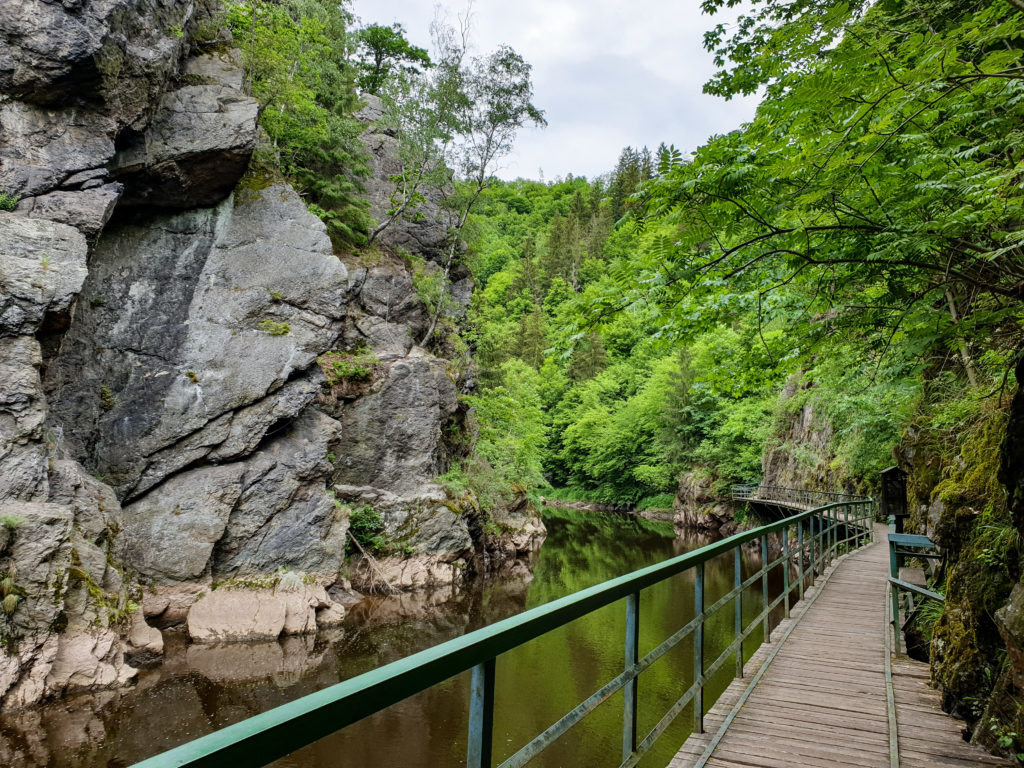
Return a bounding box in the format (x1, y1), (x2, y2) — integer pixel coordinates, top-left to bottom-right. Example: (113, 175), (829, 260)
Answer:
(418, 18), (546, 345)
(227, 0), (370, 246)
(366, 69), (449, 246)
(610, 0), (1024, 383)
(355, 23), (431, 95)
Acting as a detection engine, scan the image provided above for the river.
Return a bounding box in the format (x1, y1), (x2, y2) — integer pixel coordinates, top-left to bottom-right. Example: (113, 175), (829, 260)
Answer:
(0, 507), (786, 768)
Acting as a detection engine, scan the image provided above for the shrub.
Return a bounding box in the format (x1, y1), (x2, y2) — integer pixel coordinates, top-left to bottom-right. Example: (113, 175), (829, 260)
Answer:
(347, 505), (386, 555)
(318, 350), (379, 385)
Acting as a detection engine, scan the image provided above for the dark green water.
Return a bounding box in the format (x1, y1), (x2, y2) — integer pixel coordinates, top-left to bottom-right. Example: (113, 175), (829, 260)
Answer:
(0, 508), (786, 768)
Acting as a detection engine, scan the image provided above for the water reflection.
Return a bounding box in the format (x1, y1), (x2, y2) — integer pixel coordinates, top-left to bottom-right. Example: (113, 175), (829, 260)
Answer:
(0, 508), (789, 768)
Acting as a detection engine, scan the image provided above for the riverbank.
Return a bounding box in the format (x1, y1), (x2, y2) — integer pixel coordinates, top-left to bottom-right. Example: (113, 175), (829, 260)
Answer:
(0, 507), (766, 768)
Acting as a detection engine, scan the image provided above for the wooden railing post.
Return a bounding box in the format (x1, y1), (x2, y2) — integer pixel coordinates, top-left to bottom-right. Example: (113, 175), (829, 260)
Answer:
(623, 591), (640, 761)
(694, 562), (705, 734)
(467, 659), (495, 768)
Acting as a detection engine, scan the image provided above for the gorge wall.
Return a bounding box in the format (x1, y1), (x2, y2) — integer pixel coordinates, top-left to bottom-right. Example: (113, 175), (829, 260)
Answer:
(0, 0), (541, 711)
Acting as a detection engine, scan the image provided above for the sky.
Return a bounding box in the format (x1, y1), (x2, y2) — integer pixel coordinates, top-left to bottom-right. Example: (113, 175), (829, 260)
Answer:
(349, 0), (761, 182)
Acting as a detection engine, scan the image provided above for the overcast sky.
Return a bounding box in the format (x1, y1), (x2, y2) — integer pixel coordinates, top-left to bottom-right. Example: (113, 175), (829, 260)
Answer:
(349, 0), (760, 182)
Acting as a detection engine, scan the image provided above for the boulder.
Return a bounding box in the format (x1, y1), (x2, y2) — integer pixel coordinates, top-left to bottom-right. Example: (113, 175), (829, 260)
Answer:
(121, 464), (245, 582)
(186, 589), (288, 642)
(46, 183), (353, 498)
(0, 214), (88, 336)
(142, 582), (210, 626)
(125, 612), (164, 665)
(185, 583), (335, 643)
(112, 77), (259, 207)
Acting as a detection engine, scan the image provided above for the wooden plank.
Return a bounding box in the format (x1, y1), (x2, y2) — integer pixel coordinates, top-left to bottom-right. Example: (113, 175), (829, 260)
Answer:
(671, 523), (1012, 768)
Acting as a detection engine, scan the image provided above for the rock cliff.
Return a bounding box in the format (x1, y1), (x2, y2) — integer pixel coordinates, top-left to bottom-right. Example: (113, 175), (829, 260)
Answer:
(0, 1), (541, 711)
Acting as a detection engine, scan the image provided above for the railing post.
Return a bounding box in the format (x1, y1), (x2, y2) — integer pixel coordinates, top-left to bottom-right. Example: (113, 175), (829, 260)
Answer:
(694, 562), (705, 734)
(797, 519), (805, 601)
(809, 515), (816, 580)
(467, 659), (496, 768)
(889, 536), (902, 656)
(843, 504), (850, 551)
(622, 591), (640, 761)
(734, 547), (743, 679)
(829, 507), (836, 562)
(782, 524), (790, 619)
(761, 534), (770, 643)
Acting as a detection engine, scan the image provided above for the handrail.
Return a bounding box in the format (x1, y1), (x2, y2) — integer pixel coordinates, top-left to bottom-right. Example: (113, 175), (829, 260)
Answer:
(887, 521), (943, 655)
(131, 497), (876, 768)
(732, 483), (872, 508)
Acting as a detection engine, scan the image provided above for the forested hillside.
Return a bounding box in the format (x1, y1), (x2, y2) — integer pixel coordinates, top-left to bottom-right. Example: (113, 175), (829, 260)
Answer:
(451, 0), (1024, 755)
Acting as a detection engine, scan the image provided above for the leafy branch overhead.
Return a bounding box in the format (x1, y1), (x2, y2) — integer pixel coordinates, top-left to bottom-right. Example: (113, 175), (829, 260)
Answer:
(619, 0), (1024, 371)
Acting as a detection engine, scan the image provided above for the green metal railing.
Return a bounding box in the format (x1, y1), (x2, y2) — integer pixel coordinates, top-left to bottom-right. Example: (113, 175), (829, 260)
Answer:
(732, 483), (871, 509)
(887, 518), (944, 655)
(132, 500), (875, 768)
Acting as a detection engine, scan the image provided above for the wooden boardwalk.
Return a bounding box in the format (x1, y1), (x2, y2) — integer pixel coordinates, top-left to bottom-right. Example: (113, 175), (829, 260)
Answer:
(672, 525), (1009, 768)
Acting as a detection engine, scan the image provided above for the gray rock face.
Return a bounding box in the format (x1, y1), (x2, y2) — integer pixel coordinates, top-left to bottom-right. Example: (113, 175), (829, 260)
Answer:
(357, 95), (449, 259)
(46, 183), (352, 498)
(122, 409), (348, 581)
(0, 503), (73, 634)
(0, 214), (88, 336)
(112, 74), (259, 207)
(761, 376), (838, 491)
(358, 261), (429, 334)
(15, 183), (124, 239)
(122, 464), (245, 582)
(214, 409), (347, 578)
(0, 0), (197, 113)
(123, 409), (346, 584)
(352, 315), (414, 360)
(332, 350), (458, 496)
(0, 337), (48, 501)
(0, 101), (117, 200)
